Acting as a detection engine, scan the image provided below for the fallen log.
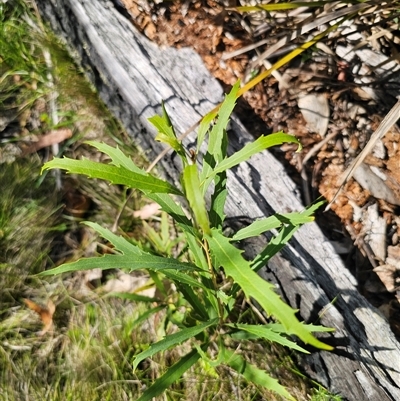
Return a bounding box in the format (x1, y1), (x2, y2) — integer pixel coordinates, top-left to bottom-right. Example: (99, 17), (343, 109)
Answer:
(37, 1), (400, 399)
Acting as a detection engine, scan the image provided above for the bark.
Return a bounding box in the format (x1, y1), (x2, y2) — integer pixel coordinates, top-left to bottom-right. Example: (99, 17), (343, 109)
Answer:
(37, 1), (400, 399)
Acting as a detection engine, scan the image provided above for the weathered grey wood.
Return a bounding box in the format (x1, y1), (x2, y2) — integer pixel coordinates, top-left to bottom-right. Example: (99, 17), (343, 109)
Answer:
(37, 1), (400, 399)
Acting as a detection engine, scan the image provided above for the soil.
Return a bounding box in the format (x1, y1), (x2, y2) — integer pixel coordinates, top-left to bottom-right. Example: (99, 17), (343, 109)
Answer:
(116, 0), (400, 337)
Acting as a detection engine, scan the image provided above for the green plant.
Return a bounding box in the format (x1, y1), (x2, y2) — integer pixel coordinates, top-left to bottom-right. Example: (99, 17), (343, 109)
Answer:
(42, 81), (333, 401)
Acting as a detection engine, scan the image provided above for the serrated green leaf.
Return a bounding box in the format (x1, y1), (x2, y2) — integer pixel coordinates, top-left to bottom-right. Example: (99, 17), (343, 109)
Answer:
(182, 164), (210, 234)
(264, 322), (335, 334)
(149, 102), (186, 160)
(38, 254), (200, 276)
(85, 141), (144, 173)
(251, 223), (299, 273)
(250, 200), (325, 272)
(133, 320), (216, 371)
(42, 157), (183, 195)
(227, 323), (310, 353)
(83, 221), (144, 255)
(232, 212), (313, 242)
(221, 348), (296, 401)
(204, 133), (301, 188)
(206, 229), (332, 350)
(72, 142), (197, 237)
(161, 270), (208, 290)
(175, 282), (209, 320)
(136, 345), (206, 401)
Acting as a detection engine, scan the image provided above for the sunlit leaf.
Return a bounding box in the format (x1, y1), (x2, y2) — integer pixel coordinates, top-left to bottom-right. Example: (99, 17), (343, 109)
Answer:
(133, 322), (216, 371)
(206, 229), (332, 350)
(83, 221), (144, 255)
(204, 133), (300, 188)
(42, 157), (183, 195)
(221, 348), (296, 401)
(38, 254), (200, 276)
(227, 323), (310, 353)
(136, 345), (207, 401)
(183, 164), (210, 234)
(232, 213), (313, 241)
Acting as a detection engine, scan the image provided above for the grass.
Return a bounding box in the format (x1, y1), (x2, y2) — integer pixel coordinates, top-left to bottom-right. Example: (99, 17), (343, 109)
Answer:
(0, 1), (345, 400)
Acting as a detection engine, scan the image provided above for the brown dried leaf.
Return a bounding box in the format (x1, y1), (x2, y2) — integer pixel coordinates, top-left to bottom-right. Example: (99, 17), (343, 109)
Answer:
(23, 298), (55, 335)
(22, 128), (72, 156)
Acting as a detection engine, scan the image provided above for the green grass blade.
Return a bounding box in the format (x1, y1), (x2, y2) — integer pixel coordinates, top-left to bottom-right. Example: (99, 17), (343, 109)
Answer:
(227, 323), (310, 353)
(136, 345), (206, 401)
(206, 229), (332, 350)
(42, 158), (183, 195)
(130, 305), (167, 331)
(233, 1), (332, 12)
(232, 213), (313, 241)
(133, 321), (216, 371)
(182, 164), (210, 234)
(83, 221), (145, 255)
(38, 254), (200, 276)
(107, 292), (160, 303)
(221, 348), (296, 401)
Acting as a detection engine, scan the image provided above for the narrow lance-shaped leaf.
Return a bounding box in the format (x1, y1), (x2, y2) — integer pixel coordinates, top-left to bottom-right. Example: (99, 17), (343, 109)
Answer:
(133, 319), (217, 371)
(196, 109), (217, 153)
(200, 82), (239, 187)
(221, 348), (296, 401)
(175, 282), (209, 320)
(136, 345), (207, 401)
(204, 133), (301, 189)
(227, 323), (310, 353)
(83, 221), (144, 255)
(38, 254), (200, 276)
(232, 212), (313, 242)
(182, 164), (210, 235)
(149, 102), (186, 160)
(42, 158), (183, 196)
(74, 142), (198, 238)
(250, 200), (325, 272)
(206, 229), (332, 350)
(85, 141), (144, 173)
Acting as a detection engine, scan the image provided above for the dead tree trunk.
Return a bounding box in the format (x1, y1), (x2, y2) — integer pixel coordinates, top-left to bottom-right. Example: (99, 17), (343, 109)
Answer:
(37, 1), (400, 399)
